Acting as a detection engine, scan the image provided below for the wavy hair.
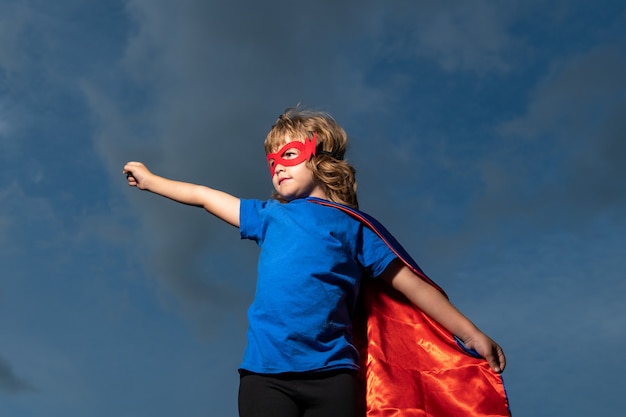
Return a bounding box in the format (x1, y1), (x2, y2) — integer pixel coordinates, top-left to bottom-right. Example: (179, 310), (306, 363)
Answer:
(265, 107), (359, 209)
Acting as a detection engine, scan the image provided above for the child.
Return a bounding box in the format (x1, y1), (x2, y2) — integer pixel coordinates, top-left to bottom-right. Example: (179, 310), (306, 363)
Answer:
(123, 108), (508, 417)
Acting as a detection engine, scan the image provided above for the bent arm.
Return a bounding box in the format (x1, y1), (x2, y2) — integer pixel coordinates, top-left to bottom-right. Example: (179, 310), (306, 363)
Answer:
(380, 259), (506, 372)
(123, 161), (240, 227)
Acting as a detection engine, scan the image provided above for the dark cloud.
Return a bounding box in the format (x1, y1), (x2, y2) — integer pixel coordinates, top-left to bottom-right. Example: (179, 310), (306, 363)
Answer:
(473, 42), (626, 234)
(0, 357), (35, 394)
(376, 0), (525, 73)
(2, 0), (623, 415)
(86, 0), (396, 324)
(84, 3), (626, 353)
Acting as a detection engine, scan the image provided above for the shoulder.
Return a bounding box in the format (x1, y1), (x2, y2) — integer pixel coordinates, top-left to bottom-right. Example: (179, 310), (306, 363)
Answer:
(241, 198), (288, 214)
(239, 199), (275, 237)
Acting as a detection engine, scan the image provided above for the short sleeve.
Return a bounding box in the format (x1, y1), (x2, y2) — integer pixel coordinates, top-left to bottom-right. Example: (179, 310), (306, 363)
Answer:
(239, 199), (267, 242)
(358, 226), (397, 278)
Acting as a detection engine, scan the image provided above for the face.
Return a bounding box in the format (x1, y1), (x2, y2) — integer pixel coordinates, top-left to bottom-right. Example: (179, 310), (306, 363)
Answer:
(267, 135), (327, 201)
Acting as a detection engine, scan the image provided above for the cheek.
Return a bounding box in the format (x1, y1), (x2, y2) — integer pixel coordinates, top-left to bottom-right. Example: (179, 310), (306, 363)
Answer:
(306, 165), (318, 182)
(297, 164), (315, 180)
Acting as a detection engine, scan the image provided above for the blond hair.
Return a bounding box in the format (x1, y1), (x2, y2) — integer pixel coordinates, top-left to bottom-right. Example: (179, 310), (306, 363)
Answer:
(265, 107), (359, 208)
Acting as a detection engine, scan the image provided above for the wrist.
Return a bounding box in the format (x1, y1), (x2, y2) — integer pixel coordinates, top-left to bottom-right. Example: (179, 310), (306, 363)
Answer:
(456, 325), (481, 344)
(139, 172), (159, 191)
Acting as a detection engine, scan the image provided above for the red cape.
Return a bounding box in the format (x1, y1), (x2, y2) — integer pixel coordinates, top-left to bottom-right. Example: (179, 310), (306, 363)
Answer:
(309, 198), (511, 416)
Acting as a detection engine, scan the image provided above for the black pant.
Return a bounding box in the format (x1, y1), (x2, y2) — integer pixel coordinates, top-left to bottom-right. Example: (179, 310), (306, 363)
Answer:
(238, 370), (362, 417)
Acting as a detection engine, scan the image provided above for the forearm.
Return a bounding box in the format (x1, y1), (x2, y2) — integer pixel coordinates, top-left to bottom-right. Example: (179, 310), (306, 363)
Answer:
(382, 260), (506, 372)
(382, 261), (480, 341)
(401, 278), (479, 341)
(142, 174), (240, 227)
(143, 174), (206, 205)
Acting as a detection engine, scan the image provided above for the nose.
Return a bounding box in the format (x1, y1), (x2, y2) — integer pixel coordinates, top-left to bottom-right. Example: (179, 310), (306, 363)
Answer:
(274, 163), (286, 175)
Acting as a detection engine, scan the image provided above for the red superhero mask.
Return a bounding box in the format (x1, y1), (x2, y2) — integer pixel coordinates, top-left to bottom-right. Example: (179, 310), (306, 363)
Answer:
(266, 134), (317, 176)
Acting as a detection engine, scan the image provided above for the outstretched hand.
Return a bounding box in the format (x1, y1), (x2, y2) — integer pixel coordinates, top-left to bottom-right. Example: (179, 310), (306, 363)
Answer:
(123, 161), (152, 189)
(463, 332), (506, 373)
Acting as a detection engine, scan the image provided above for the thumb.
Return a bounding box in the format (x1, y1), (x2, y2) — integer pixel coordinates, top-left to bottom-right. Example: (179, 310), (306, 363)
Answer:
(485, 345), (505, 373)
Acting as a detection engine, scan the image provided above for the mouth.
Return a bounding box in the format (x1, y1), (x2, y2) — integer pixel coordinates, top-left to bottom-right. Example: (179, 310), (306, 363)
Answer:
(278, 177), (289, 185)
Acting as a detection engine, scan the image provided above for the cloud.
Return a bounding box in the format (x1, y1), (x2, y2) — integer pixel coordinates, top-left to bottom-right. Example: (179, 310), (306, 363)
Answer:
(0, 356), (35, 394)
(1, 0), (624, 415)
(475, 41), (626, 233)
(0, 1), (29, 73)
(408, 1), (519, 73)
(85, 0), (622, 324)
(0, 100), (11, 145)
(84, 0), (397, 328)
(356, 0), (530, 74)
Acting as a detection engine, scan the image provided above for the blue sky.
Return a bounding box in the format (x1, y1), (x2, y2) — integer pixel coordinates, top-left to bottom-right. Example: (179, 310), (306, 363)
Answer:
(1, 1), (625, 416)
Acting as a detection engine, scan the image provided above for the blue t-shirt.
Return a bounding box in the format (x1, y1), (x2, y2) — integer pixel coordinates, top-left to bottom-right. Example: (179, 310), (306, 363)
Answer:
(239, 198), (397, 374)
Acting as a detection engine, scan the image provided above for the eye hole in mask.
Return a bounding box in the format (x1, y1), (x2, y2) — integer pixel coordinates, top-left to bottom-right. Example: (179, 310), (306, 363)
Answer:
(266, 133), (317, 176)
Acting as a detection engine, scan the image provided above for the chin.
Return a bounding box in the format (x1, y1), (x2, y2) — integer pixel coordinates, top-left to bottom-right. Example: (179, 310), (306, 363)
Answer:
(279, 193), (303, 202)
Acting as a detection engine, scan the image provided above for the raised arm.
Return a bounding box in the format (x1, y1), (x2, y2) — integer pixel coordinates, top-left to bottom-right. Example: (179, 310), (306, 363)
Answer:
(123, 161), (240, 227)
(380, 259), (506, 373)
